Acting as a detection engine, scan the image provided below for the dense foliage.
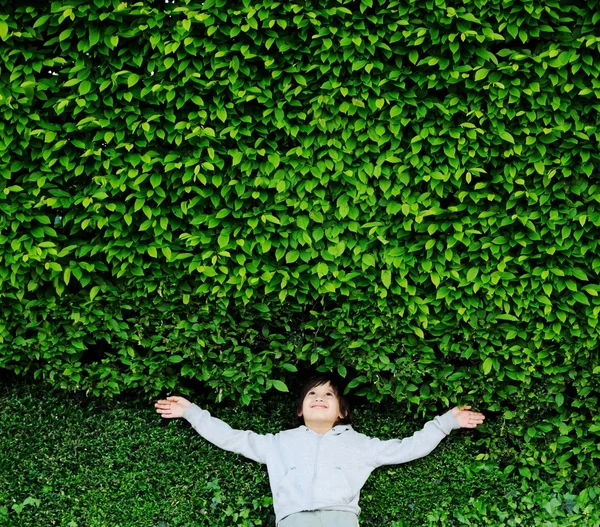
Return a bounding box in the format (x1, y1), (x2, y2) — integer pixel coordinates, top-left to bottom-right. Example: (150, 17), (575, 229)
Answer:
(1, 380), (598, 527)
(1, 0), (599, 512)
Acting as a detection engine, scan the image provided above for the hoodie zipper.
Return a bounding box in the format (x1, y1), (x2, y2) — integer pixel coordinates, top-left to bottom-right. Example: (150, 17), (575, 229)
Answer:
(309, 434), (322, 510)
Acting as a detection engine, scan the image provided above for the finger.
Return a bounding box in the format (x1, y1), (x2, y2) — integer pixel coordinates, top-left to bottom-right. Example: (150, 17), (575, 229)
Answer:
(467, 418), (485, 426)
(460, 405), (472, 411)
(466, 413), (485, 420)
(155, 404), (176, 413)
(167, 396), (182, 402)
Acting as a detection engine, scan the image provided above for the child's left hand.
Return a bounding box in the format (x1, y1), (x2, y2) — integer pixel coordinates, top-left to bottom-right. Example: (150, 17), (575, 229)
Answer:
(451, 406), (485, 429)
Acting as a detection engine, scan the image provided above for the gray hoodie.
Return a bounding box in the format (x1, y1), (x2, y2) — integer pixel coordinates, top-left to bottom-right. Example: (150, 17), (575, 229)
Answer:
(183, 404), (460, 525)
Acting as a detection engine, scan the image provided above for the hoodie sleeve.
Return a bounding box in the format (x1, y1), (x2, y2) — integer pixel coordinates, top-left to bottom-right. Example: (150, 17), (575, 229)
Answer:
(368, 410), (460, 468)
(182, 404), (272, 464)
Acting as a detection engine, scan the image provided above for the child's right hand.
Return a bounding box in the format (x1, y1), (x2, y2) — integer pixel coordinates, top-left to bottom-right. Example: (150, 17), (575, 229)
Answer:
(155, 396), (192, 419)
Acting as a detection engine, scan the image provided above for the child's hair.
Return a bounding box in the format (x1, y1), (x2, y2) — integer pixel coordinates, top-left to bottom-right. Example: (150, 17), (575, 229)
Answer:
(295, 373), (353, 426)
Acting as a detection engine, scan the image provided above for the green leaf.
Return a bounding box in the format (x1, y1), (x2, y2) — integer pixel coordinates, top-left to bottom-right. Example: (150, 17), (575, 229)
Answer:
(59, 28), (72, 41)
(317, 262), (329, 277)
(203, 266), (217, 277)
(150, 174), (162, 188)
(89, 29), (100, 46)
(519, 467), (532, 479)
(362, 254), (376, 268)
(271, 380), (289, 392)
(496, 314), (518, 322)
(573, 291), (590, 305)
(500, 131), (515, 144)
(338, 203), (350, 218)
(78, 80), (92, 95)
(296, 216), (309, 230)
(231, 151), (243, 166)
(482, 358), (493, 375)
(168, 355), (184, 363)
(475, 68), (490, 81)
(390, 105), (403, 118)
(534, 161), (545, 175)
(33, 16), (50, 29)
(537, 295), (552, 306)
(128, 74), (140, 87)
(294, 74), (307, 86)
(466, 268), (479, 282)
(381, 270), (391, 288)
(263, 214), (280, 225)
(286, 251), (299, 263)
(218, 232), (230, 248)
(309, 211), (324, 223)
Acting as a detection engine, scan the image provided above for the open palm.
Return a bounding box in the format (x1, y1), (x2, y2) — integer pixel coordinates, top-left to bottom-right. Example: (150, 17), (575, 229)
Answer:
(155, 396), (191, 419)
(451, 406), (485, 429)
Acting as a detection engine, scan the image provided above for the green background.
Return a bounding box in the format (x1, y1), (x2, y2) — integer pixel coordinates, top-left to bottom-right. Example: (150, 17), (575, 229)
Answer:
(1, 0), (599, 524)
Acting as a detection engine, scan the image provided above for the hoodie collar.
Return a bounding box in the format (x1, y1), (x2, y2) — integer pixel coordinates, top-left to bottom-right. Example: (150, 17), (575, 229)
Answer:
(301, 425), (352, 436)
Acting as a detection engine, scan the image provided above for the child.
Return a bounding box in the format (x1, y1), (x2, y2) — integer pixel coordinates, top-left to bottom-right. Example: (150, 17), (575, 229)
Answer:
(155, 374), (485, 526)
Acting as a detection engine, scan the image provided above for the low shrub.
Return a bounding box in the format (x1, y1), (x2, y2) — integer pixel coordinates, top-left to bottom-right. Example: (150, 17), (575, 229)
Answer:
(1, 377), (597, 526)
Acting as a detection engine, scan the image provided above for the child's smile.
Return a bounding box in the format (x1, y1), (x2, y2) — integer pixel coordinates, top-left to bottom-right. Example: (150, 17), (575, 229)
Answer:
(299, 381), (345, 433)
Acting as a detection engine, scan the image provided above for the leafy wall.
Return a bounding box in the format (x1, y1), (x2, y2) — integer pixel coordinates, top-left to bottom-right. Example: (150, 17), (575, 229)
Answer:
(1, 0), (599, 491)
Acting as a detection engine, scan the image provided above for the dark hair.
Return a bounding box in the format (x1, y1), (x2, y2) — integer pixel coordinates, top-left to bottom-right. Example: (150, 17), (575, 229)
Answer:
(295, 374), (353, 426)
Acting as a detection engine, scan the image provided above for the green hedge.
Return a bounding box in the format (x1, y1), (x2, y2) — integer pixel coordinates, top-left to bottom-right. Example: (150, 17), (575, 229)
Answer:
(1, 0), (599, 500)
(2, 379), (598, 527)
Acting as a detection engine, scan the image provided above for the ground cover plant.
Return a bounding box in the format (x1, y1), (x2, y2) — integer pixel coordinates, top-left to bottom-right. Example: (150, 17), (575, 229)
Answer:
(1, 0), (600, 524)
(1, 376), (597, 526)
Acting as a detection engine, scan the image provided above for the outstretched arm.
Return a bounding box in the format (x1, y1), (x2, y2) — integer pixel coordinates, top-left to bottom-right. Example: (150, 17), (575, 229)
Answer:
(154, 396), (272, 464)
(369, 406), (484, 468)
(369, 410), (459, 467)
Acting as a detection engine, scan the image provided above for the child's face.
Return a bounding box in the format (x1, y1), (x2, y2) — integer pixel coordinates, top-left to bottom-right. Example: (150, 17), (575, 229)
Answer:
(299, 381), (345, 426)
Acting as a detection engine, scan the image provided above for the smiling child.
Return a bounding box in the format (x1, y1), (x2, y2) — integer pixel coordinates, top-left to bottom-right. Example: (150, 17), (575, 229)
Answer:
(155, 374), (485, 526)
